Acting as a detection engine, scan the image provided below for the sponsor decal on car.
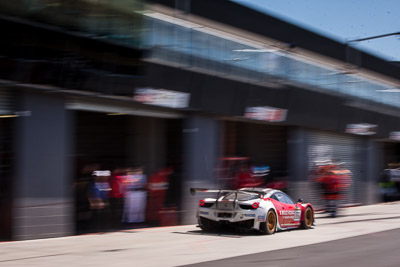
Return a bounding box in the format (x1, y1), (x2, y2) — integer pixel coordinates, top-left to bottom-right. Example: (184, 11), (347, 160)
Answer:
(279, 210), (295, 216)
(245, 214), (256, 217)
(294, 207), (301, 221)
(199, 211), (209, 215)
(258, 215), (266, 222)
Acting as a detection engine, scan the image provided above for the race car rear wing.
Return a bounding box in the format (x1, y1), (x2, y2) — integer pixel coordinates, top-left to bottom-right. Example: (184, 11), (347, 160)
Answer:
(190, 188), (239, 209)
(190, 188), (263, 209)
(190, 188), (264, 196)
(189, 188), (236, 196)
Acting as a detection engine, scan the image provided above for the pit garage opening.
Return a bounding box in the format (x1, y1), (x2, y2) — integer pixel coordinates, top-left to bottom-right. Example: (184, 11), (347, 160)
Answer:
(69, 101), (184, 234)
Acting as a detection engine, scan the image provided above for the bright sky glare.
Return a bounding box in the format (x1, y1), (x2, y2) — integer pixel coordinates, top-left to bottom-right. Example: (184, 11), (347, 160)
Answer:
(232, 0), (400, 62)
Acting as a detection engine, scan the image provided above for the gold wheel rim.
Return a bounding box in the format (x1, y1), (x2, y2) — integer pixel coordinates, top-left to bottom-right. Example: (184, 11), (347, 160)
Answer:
(305, 208), (313, 227)
(267, 211), (276, 232)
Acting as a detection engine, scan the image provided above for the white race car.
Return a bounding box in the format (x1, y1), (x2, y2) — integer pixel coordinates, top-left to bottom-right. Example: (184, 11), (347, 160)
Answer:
(191, 187), (314, 234)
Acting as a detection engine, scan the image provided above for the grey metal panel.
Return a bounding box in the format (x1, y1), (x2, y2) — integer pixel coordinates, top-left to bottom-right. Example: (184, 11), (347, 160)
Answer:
(13, 91), (74, 239)
(181, 116), (220, 224)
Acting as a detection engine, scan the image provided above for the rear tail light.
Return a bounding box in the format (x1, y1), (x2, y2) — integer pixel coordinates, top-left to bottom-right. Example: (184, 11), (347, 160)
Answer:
(199, 199), (205, 207)
(199, 200), (214, 208)
(239, 203), (260, 209)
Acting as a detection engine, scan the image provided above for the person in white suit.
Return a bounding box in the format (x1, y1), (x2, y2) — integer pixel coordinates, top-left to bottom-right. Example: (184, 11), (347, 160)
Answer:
(122, 167), (147, 223)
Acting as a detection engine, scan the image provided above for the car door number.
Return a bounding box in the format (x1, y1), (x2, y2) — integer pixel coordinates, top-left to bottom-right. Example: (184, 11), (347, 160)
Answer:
(294, 208), (301, 221)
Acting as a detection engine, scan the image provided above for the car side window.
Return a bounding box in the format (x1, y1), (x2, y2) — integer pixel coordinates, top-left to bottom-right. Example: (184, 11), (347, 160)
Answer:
(285, 195), (295, 204)
(272, 192), (294, 204)
(272, 193), (284, 202)
(271, 194), (279, 201)
(281, 193), (295, 204)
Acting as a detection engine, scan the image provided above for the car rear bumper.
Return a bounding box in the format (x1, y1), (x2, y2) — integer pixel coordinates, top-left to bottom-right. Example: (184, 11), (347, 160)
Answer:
(199, 216), (256, 230)
(197, 208), (266, 230)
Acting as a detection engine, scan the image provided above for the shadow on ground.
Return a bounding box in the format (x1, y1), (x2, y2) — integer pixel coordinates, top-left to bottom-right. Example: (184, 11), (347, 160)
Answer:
(172, 226), (315, 238)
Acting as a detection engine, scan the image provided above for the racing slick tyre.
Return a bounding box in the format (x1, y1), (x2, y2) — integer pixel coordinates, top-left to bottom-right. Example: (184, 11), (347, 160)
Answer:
(260, 209), (277, 235)
(198, 217), (216, 232)
(300, 207), (314, 229)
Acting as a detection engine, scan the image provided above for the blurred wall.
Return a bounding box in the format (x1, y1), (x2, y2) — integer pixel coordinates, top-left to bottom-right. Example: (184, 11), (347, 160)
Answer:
(181, 115), (220, 224)
(13, 91), (74, 240)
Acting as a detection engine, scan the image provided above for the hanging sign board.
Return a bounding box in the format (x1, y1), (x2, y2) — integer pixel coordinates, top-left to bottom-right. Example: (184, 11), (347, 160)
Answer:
(345, 123), (377, 135)
(389, 131), (400, 141)
(244, 106), (287, 122)
(134, 88), (190, 109)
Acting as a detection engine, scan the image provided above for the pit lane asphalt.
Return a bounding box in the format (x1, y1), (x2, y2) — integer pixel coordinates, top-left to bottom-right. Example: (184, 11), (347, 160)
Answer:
(1, 202), (400, 267)
(182, 228), (400, 267)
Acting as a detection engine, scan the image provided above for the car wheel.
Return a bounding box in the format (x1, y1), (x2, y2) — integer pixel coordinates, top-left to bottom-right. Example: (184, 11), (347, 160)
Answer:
(301, 207), (313, 229)
(261, 209), (276, 235)
(198, 217), (214, 232)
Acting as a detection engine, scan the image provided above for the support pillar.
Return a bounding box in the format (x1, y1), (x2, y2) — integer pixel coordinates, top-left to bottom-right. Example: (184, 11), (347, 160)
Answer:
(287, 127), (310, 202)
(364, 139), (381, 204)
(181, 116), (220, 225)
(13, 92), (74, 240)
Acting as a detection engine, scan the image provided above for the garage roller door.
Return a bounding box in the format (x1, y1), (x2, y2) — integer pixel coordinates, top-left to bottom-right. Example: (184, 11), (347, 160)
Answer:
(308, 131), (364, 208)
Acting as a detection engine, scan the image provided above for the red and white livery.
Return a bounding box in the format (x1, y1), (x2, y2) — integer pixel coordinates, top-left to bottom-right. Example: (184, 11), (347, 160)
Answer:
(191, 187), (314, 234)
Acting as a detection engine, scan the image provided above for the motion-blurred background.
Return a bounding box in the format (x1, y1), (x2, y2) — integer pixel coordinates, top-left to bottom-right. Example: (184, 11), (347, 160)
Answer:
(1, 0), (400, 241)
